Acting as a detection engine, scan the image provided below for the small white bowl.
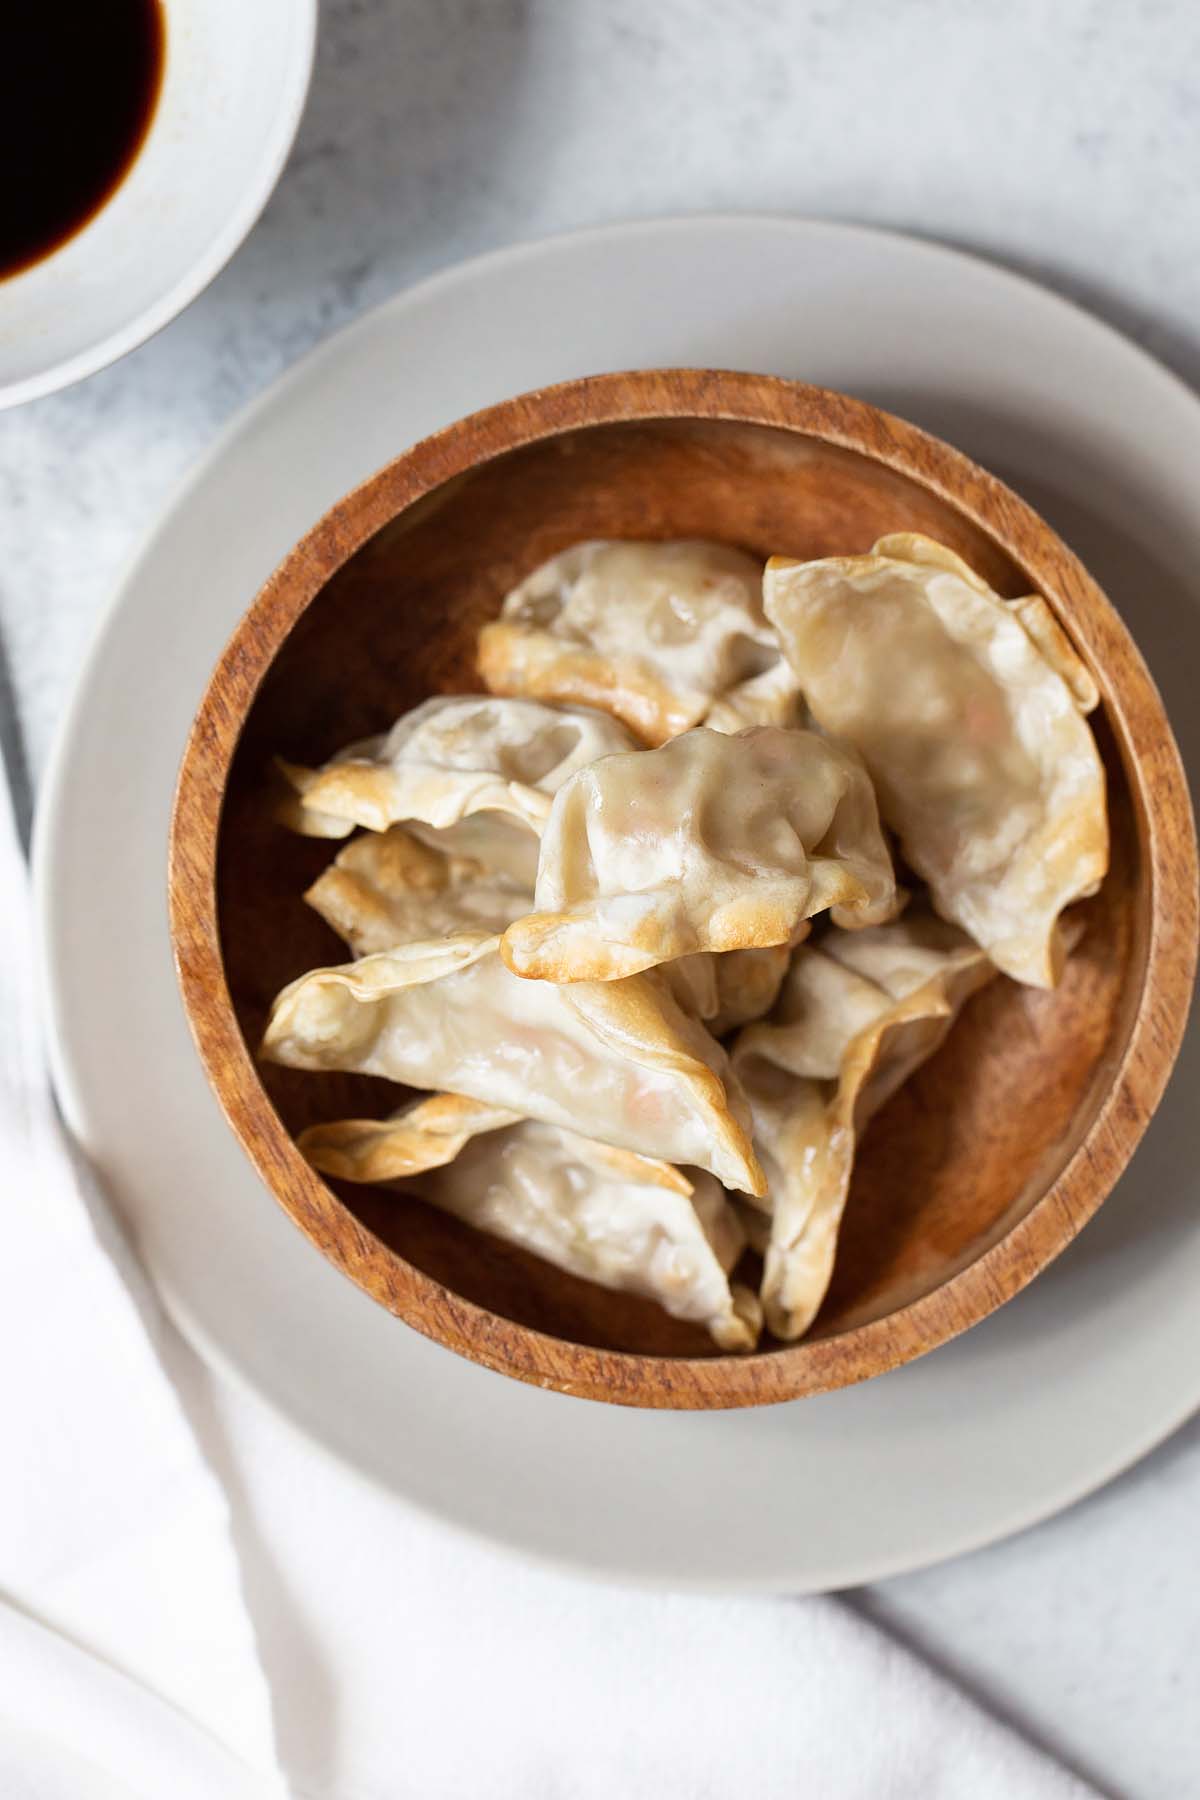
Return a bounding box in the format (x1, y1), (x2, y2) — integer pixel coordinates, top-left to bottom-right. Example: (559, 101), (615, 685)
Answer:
(0, 0), (316, 410)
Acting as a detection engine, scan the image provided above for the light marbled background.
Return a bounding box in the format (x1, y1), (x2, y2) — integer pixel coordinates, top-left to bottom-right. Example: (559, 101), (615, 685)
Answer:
(3, 2), (1198, 1794)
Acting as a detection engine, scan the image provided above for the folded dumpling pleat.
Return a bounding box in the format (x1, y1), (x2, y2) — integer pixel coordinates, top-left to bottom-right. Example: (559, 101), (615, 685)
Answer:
(478, 539), (801, 745)
(261, 931), (765, 1194)
(665, 944), (795, 1037)
(500, 726), (897, 983)
(305, 819), (534, 956)
(276, 694), (637, 839)
(705, 944), (795, 1035)
(763, 533), (1108, 986)
(299, 1096), (761, 1351)
(299, 1092), (524, 1181)
(732, 915), (996, 1341)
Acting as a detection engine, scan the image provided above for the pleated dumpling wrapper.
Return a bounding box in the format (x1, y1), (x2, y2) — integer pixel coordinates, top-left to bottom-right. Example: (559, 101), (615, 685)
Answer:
(666, 943), (795, 1038)
(275, 694), (637, 839)
(477, 538), (802, 746)
(732, 915), (996, 1341)
(261, 930), (765, 1195)
(305, 818), (534, 957)
(298, 1095), (761, 1351)
(763, 533), (1107, 987)
(500, 726), (898, 984)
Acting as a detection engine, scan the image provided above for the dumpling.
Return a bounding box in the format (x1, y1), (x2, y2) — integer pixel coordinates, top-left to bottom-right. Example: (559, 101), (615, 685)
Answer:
(763, 533), (1108, 986)
(274, 736), (382, 839)
(400, 813), (541, 888)
(299, 1097), (761, 1351)
(706, 944), (795, 1035)
(666, 944), (795, 1036)
(276, 694), (636, 839)
(732, 915), (996, 1341)
(500, 726), (898, 983)
(305, 819), (533, 956)
(867, 533), (1102, 709)
(477, 539), (801, 745)
(299, 1092), (523, 1181)
(261, 930), (765, 1194)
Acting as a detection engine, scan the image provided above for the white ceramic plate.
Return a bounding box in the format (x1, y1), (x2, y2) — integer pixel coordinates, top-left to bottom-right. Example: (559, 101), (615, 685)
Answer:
(34, 217), (1200, 1591)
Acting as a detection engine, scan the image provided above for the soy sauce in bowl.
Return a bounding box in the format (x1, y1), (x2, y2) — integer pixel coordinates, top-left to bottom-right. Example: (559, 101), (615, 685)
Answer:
(1, 0), (165, 281)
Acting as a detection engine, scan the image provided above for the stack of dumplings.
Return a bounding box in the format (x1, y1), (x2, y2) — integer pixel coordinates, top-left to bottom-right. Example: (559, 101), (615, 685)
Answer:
(262, 534), (1109, 1353)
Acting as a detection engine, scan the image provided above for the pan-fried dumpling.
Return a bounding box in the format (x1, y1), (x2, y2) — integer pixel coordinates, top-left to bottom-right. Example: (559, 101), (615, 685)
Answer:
(870, 533), (1102, 709)
(666, 945), (795, 1036)
(763, 533), (1108, 986)
(706, 945), (795, 1035)
(500, 726), (897, 983)
(299, 1092), (523, 1180)
(276, 695), (637, 839)
(305, 819), (533, 956)
(274, 737), (380, 839)
(733, 915), (996, 1340)
(299, 1096), (761, 1350)
(399, 813), (541, 888)
(477, 539), (801, 745)
(261, 931), (764, 1194)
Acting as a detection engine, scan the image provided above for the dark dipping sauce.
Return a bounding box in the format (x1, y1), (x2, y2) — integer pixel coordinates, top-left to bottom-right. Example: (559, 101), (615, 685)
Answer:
(1, 0), (166, 281)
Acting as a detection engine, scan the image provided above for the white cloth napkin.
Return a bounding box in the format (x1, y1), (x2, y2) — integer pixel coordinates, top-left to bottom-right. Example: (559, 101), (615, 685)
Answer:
(0, 764), (284, 1799)
(0, 743), (1096, 1800)
(212, 1384), (1103, 1800)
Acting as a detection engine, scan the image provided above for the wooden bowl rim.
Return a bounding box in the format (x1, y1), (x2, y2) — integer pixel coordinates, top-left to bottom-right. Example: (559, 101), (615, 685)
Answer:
(168, 369), (1198, 1409)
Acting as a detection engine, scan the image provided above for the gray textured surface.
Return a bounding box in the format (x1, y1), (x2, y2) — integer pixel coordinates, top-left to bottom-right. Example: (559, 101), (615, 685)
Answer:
(4, 3), (1199, 1793)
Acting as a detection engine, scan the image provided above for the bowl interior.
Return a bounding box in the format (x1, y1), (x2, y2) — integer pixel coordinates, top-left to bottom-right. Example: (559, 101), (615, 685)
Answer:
(216, 414), (1142, 1360)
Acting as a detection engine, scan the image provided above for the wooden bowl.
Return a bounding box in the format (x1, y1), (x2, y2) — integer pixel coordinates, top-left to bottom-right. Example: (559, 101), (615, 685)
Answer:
(169, 370), (1197, 1408)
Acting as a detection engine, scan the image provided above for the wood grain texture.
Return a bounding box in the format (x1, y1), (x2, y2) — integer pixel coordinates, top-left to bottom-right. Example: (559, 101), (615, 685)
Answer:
(167, 371), (1198, 1408)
